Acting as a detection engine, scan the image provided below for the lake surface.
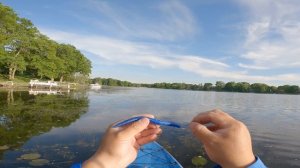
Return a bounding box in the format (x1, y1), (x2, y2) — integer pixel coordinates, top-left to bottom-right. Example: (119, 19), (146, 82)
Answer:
(0, 88), (299, 167)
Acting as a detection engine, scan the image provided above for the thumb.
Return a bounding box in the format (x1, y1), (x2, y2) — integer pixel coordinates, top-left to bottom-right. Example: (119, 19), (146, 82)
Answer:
(189, 121), (215, 143)
(121, 118), (150, 137)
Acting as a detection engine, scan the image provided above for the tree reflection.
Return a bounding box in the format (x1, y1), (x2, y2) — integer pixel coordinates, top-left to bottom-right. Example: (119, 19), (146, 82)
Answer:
(0, 90), (89, 159)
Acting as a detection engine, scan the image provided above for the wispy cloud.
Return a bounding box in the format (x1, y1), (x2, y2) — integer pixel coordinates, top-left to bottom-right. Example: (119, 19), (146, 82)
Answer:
(83, 0), (197, 41)
(238, 63), (268, 70)
(41, 28), (300, 85)
(237, 0), (300, 70)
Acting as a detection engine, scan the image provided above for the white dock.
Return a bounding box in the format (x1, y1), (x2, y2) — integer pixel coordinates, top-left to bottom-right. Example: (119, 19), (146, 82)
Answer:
(29, 80), (58, 88)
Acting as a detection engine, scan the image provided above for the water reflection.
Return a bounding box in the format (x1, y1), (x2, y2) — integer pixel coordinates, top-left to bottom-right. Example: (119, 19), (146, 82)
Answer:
(28, 89), (70, 95)
(0, 89), (89, 164)
(0, 88), (299, 167)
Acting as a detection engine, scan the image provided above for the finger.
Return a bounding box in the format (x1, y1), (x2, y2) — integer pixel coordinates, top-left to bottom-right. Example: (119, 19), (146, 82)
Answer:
(192, 109), (229, 126)
(141, 128), (162, 137)
(148, 123), (160, 129)
(189, 121), (216, 143)
(110, 114), (155, 128)
(133, 114), (154, 118)
(119, 118), (150, 137)
(137, 134), (158, 146)
(135, 128), (161, 139)
(133, 115), (160, 129)
(207, 125), (219, 132)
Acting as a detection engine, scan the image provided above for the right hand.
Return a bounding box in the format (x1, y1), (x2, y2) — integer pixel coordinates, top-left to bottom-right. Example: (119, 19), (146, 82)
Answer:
(189, 109), (255, 168)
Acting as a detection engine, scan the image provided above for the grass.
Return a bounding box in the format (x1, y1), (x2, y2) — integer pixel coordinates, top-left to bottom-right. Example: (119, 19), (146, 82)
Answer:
(0, 74), (30, 86)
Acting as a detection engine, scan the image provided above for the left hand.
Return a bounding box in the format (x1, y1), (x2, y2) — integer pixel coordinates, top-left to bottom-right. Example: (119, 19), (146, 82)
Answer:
(83, 114), (162, 168)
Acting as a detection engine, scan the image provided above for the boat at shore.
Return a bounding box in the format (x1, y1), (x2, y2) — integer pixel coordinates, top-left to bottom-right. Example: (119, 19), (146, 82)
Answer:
(90, 83), (102, 90)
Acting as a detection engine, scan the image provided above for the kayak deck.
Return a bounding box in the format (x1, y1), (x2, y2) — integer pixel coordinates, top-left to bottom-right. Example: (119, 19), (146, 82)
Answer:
(128, 141), (183, 168)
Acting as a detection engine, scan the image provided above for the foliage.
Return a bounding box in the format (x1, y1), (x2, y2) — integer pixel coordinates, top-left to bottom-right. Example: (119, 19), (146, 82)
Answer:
(0, 3), (91, 82)
(91, 77), (139, 87)
(91, 77), (300, 94)
(0, 90), (89, 158)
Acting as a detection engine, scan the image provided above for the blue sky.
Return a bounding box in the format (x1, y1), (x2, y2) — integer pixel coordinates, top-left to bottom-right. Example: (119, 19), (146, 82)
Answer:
(2, 0), (300, 85)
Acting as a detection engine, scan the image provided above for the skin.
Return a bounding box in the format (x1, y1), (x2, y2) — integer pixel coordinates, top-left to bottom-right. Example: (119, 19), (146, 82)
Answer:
(189, 109), (255, 168)
(83, 114), (162, 168)
(83, 110), (255, 168)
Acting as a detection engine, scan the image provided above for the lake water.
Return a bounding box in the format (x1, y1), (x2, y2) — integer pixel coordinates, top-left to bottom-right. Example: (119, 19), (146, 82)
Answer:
(0, 88), (299, 167)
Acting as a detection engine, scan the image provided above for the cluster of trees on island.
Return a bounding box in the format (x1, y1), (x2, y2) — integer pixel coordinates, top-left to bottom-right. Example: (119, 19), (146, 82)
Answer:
(0, 3), (91, 82)
(91, 78), (300, 94)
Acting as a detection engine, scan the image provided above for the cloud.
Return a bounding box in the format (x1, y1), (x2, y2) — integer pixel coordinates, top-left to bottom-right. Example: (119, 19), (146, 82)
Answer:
(41, 28), (300, 85)
(83, 0), (197, 41)
(238, 63), (268, 70)
(237, 0), (300, 70)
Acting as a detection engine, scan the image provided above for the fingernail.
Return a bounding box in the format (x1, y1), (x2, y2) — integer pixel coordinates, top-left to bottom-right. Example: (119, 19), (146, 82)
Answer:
(139, 118), (149, 124)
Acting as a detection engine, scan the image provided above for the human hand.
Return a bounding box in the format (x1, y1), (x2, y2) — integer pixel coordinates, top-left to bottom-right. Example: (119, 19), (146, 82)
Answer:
(83, 114), (162, 168)
(189, 109), (255, 168)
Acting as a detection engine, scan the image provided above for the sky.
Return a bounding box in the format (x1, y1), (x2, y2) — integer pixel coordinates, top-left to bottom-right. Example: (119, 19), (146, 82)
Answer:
(1, 0), (300, 85)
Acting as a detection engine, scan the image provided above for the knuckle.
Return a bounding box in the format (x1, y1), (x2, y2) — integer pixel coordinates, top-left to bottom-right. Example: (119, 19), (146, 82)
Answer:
(116, 131), (124, 139)
(235, 121), (246, 130)
(207, 111), (215, 117)
(214, 108), (222, 113)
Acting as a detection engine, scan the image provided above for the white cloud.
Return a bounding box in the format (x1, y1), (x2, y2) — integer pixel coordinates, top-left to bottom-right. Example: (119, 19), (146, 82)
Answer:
(237, 0), (300, 70)
(84, 0), (197, 41)
(41, 29), (300, 85)
(238, 63), (268, 70)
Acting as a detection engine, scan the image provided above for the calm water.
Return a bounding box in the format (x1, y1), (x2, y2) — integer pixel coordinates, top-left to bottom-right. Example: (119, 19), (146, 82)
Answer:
(0, 88), (299, 167)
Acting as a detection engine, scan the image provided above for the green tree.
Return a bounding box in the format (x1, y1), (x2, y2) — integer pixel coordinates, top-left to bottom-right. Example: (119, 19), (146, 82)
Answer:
(224, 82), (236, 92)
(268, 86), (278, 93)
(250, 83), (269, 93)
(1, 3), (91, 82)
(0, 4), (38, 80)
(235, 82), (250, 92)
(29, 35), (63, 81)
(277, 85), (299, 94)
(215, 81), (225, 91)
(56, 44), (91, 82)
(203, 83), (213, 91)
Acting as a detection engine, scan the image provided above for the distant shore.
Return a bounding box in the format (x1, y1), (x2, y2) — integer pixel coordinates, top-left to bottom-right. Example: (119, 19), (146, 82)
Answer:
(1, 76), (299, 95)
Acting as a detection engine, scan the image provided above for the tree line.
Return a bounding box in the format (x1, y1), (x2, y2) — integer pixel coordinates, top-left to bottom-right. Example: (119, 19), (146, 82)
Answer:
(91, 78), (300, 94)
(0, 3), (91, 82)
(144, 81), (300, 94)
(91, 77), (141, 87)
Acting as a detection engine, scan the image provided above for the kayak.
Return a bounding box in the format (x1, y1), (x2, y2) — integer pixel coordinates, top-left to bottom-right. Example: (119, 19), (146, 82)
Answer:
(128, 141), (183, 168)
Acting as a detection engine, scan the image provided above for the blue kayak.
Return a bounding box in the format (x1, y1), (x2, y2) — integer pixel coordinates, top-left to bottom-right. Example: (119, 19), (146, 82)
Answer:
(128, 142), (183, 168)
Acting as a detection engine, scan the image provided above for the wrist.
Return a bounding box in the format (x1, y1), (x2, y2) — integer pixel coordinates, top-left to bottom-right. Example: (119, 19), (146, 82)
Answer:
(83, 152), (121, 168)
(222, 153), (255, 168)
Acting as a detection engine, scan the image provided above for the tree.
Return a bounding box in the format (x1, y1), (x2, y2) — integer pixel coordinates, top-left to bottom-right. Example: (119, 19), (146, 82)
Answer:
(224, 82), (236, 92)
(1, 3), (92, 82)
(250, 83), (269, 93)
(277, 85), (299, 94)
(203, 83), (213, 91)
(29, 35), (63, 81)
(56, 44), (91, 82)
(0, 4), (38, 80)
(268, 86), (278, 93)
(235, 82), (250, 92)
(215, 81), (225, 91)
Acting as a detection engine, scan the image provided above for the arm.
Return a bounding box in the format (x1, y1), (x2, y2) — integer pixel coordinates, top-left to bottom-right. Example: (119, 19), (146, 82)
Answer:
(190, 109), (266, 168)
(74, 114), (161, 168)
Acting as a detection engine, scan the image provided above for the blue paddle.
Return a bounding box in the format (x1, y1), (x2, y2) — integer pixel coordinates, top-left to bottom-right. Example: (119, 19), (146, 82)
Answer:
(113, 116), (181, 128)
